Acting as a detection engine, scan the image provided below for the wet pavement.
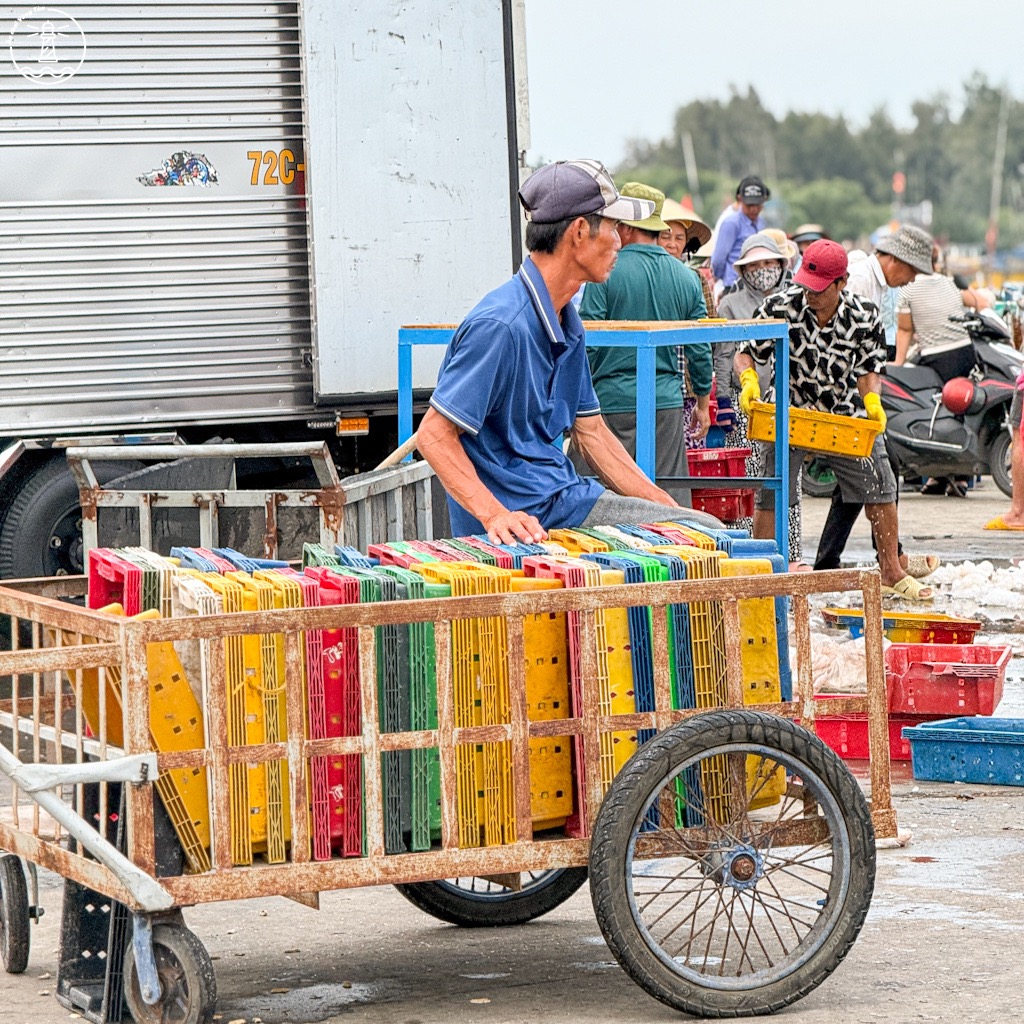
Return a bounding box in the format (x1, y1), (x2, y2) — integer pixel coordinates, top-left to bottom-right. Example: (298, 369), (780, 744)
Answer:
(802, 479), (1022, 567)
(3, 481), (1023, 1024)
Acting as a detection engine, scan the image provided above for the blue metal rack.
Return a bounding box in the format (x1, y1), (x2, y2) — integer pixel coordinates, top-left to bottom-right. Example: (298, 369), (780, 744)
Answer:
(397, 319), (792, 564)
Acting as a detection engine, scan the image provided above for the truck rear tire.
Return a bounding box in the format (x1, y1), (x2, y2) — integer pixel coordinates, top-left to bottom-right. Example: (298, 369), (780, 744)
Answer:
(0, 457), (138, 579)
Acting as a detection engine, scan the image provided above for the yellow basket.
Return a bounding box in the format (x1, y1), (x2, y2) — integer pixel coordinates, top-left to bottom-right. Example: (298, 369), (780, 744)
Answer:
(746, 400), (882, 457)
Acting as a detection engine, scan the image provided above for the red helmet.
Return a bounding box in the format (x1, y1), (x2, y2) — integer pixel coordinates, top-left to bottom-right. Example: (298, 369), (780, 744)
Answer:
(941, 376), (977, 415)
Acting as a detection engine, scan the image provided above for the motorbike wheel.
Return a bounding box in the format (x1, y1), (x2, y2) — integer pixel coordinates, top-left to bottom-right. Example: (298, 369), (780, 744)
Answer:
(990, 429), (1013, 499)
(801, 458), (837, 498)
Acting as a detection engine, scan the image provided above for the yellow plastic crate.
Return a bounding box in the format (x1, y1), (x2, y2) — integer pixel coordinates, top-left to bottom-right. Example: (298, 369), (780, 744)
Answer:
(719, 559), (781, 705)
(746, 400), (883, 457)
(652, 524), (717, 551)
(547, 529), (609, 554)
(198, 573), (268, 866)
(414, 562), (516, 848)
(228, 573), (291, 864)
(510, 577), (573, 831)
(595, 568), (639, 780)
(720, 558), (786, 810)
(66, 605), (212, 874)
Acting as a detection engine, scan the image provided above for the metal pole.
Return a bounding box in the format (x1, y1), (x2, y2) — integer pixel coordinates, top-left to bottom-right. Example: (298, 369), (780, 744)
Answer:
(635, 337), (657, 478)
(398, 330), (414, 451)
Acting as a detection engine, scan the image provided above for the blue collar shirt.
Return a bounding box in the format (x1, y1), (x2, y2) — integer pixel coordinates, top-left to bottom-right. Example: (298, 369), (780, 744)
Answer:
(429, 257), (605, 535)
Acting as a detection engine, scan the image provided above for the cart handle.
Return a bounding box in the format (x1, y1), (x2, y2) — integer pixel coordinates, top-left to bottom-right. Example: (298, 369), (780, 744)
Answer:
(0, 743), (173, 913)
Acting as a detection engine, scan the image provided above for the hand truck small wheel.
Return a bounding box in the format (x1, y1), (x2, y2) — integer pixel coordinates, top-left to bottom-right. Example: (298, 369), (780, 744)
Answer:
(124, 922), (217, 1024)
(0, 854), (30, 974)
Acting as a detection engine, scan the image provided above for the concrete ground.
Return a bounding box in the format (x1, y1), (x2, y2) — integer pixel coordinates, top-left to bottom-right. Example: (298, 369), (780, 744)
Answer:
(800, 475), (1021, 567)
(4, 772), (1024, 1024)
(3, 478), (1023, 1024)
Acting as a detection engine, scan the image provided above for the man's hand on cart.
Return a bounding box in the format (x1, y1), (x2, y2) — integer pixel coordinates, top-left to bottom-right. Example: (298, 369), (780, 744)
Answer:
(483, 509), (547, 546)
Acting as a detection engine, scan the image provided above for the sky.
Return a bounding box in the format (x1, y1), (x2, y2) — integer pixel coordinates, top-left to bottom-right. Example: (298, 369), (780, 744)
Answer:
(523, 0), (1024, 170)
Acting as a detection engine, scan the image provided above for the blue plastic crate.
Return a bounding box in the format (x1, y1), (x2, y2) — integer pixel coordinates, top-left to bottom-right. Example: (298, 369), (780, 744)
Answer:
(902, 717), (1024, 786)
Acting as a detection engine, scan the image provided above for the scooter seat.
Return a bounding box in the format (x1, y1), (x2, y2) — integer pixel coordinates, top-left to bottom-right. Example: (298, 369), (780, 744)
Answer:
(884, 364), (944, 391)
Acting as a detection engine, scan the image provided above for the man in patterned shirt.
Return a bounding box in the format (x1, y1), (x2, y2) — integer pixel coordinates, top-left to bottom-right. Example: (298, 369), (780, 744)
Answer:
(733, 239), (933, 600)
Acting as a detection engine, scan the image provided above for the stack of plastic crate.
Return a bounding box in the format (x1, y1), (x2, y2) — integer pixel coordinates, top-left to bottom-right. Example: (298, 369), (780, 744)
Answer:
(303, 565), (364, 856)
(412, 561), (516, 848)
(254, 567), (329, 861)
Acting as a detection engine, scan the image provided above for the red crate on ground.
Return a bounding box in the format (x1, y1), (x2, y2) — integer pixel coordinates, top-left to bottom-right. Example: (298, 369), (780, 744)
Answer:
(813, 713), (927, 761)
(885, 644), (1011, 717)
(687, 448), (755, 521)
(812, 695), (933, 760)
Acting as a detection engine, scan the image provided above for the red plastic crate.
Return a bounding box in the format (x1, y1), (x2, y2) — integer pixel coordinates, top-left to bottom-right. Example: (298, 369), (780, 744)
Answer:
(813, 710), (930, 761)
(87, 549), (143, 614)
(691, 488), (755, 521)
(885, 643), (1011, 717)
(687, 448), (755, 521)
(686, 447), (752, 477)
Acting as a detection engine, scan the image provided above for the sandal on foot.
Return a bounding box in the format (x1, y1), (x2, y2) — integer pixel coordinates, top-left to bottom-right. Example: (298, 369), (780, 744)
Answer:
(881, 575), (935, 603)
(904, 553), (940, 579)
(983, 516), (1024, 532)
(919, 479), (945, 495)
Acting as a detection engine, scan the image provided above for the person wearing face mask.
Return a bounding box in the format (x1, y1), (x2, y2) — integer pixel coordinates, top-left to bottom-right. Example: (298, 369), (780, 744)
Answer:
(715, 233), (802, 551)
(715, 233), (792, 402)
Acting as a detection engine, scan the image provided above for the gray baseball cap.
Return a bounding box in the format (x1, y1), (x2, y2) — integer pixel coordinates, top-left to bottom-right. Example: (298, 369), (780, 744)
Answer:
(518, 159), (655, 224)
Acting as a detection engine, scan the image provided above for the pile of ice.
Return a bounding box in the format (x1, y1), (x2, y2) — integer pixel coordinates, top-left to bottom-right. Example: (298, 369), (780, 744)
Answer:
(807, 634), (887, 694)
(926, 559), (1024, 618)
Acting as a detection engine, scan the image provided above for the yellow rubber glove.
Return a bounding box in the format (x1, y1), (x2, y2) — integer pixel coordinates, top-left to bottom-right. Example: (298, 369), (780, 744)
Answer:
(863, 392), (887, 432)
(738, 368), (761, 415)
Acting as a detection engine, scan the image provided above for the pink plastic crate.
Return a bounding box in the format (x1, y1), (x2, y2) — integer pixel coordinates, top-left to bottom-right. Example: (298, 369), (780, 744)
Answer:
(885, 643), (1011, 717)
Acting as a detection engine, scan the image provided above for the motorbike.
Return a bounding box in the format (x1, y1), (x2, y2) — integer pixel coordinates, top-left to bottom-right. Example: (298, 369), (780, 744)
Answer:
(801, 307), (1023, 498)
(880, 308), (1022, 498)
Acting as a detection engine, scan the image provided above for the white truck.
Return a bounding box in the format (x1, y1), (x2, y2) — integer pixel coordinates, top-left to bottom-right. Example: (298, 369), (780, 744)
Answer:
(0, 0), (529, 576)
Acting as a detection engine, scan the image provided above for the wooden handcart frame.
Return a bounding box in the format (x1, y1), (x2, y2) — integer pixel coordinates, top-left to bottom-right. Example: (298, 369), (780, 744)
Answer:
(0, 567), (895, 1018)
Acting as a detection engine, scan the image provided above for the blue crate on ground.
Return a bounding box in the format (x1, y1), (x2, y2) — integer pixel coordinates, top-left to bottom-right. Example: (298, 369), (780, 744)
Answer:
(902, 717), (1024, 786)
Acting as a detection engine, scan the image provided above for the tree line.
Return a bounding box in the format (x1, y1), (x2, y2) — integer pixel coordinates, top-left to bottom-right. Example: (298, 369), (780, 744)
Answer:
(618, 73), (1024, 249)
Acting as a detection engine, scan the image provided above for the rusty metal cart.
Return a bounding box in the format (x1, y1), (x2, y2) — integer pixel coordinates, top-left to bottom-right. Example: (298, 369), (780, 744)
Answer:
(0, 568), (896, 1022)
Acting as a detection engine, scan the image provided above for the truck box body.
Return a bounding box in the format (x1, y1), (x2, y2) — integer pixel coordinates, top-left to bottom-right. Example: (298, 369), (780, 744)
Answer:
(0, 1), (521, 435)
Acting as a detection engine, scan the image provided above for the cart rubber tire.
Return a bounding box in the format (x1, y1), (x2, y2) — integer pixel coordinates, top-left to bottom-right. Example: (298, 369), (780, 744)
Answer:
(989, 428), (1013, 499)
(589, 710), (875, 1019)
(124, 923), (217, 1024)
(395, 867), (588, 927)
(0, 855), (30, 974)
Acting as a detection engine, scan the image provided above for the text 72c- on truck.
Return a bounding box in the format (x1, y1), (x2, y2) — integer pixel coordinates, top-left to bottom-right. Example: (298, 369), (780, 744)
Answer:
(0, 0), (529, 577)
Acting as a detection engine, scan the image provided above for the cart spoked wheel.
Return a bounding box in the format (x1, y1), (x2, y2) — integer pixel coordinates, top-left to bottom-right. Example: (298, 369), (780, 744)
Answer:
(589, 710), (875, 1018)
(0, 855), (30, 974)
(395, 867), (588, 927)
(124, 923), (217, 1024)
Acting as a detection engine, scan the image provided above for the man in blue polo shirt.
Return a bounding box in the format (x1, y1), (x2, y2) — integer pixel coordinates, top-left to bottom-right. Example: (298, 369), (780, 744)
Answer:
(417, 158), (722, 545)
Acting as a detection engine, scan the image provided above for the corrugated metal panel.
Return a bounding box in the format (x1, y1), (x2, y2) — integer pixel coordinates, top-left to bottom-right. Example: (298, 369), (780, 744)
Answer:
(0, 2), (316, 435)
